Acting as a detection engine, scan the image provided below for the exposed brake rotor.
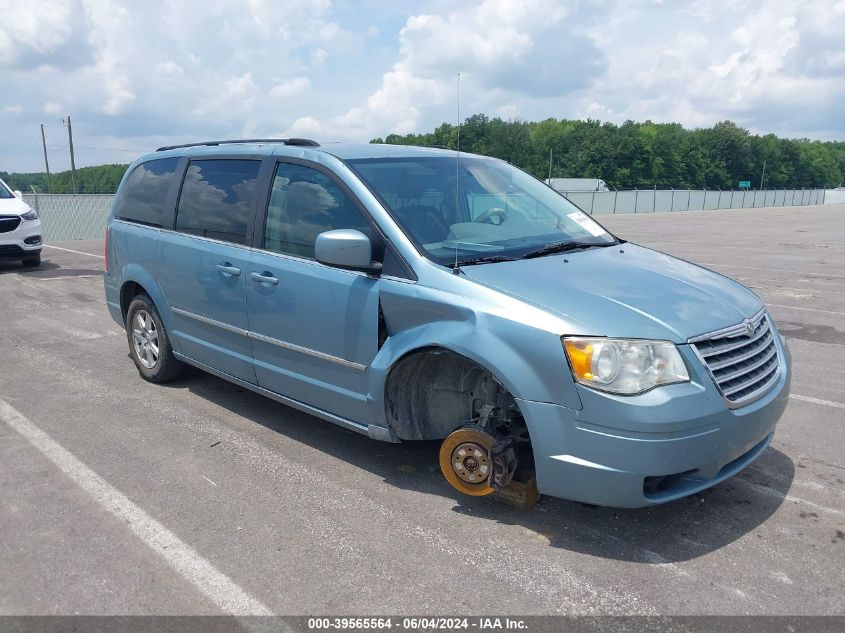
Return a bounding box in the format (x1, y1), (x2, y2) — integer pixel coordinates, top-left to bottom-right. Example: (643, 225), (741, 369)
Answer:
(438, 426), (517, 496)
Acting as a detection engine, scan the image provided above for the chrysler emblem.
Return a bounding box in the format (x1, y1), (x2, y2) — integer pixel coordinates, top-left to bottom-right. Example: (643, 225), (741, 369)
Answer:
(744, 320), (754, 336)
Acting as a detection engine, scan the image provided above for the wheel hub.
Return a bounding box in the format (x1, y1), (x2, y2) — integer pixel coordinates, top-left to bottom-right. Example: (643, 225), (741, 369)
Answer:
(452, 442), (490, 484)
(438, 426), (498, 496)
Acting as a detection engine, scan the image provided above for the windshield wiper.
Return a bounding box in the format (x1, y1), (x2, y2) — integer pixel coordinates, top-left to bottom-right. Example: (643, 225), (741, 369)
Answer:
(458, 255), (520, 266)
(521, 241), (616, 259)
(520, 241), (588, 259)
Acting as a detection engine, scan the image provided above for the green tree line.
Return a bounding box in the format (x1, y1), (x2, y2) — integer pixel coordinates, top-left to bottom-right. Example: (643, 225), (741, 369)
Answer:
(372, 116), (845, 190)
(0, 163), (128, 194)
(3, 117), (842, 193)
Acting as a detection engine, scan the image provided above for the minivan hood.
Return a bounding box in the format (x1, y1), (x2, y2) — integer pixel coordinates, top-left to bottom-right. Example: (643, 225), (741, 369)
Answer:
(0, 196), (31, 215)
(460, 243), (763, 342)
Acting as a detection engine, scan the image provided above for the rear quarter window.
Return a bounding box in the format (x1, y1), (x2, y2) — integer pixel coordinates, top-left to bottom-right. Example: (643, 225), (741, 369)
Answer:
(115, 158), (180, 227)
(175, 159), (261, 245)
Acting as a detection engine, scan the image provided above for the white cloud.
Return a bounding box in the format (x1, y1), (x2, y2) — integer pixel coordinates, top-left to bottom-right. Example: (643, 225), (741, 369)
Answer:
(1, 0), (843, 171)
(154, 61), (185, 78)
(302, 62), (449, 138)
(572, 0), (845, 136)
(497, 104), (520, 120)
(0, 0), (87, 68)
(311, 48), (328, 65)
(269, 77), (311, 98)
(190, 72), (261, 122)
(286, 115), (329, 138)
(288, 0), (603, 140)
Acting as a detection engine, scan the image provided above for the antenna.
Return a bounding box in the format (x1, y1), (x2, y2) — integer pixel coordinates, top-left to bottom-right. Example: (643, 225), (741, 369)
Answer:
(453, 72), (461, 274)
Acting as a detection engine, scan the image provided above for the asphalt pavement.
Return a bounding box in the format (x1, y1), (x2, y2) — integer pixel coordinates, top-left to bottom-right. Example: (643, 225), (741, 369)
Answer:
(0, 204), (843, 616)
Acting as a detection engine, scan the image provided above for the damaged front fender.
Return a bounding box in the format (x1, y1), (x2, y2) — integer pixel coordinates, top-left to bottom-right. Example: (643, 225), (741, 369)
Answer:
(364, 282), (584, 436)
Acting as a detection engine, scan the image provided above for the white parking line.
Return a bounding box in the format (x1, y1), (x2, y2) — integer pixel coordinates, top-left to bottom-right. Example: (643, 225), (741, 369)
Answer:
(687, 242), (845, 252)
(30, 276), (103, 281)
(767, 303), (845, 316)
(737, 479), (845, 518)
(696, 263), (845, 279)
(43, 244), (105, 259)
(790, 394), (845, 410)
(746, 283), (845, 296)
(0, 399), (273, 616)
(731, 274), (845, 289)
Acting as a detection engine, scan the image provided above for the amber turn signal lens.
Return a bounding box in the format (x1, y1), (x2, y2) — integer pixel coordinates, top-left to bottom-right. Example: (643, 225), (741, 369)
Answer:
(563, 339), (594, 380)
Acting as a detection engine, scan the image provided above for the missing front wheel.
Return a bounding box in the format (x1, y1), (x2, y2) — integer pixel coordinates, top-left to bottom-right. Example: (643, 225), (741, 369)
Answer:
(438, 426), (517, 496)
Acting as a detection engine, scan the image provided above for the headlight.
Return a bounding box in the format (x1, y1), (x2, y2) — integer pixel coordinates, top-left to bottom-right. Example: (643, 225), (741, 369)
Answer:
(21, 210), (38, 221)
(562, 337), (689, 395)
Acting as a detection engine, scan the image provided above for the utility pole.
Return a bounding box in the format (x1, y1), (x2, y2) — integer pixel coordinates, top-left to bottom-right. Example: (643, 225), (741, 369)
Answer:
(40, 124), (52, 193)
(548, 148), (553, 183)
(63, 115), (77, 194)
(759, 158), (767, 191)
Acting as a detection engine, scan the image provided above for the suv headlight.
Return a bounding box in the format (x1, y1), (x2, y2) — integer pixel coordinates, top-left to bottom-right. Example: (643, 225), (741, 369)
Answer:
(21, 210), (38, 221)
(562, 337), (689, 395)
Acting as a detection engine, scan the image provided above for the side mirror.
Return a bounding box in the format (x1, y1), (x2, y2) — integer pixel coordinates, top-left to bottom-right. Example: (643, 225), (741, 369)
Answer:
(315, 229), (381, 273)
(13, 190), (22, 199)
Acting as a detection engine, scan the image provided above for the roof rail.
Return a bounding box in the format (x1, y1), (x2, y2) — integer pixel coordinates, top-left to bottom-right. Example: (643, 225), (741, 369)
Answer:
(155, 138), (319, 152)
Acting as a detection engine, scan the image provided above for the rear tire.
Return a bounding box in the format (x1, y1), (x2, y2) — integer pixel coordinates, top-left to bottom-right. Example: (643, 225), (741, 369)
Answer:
(22, 253), (41, 267)
(126, 293), (184, 383)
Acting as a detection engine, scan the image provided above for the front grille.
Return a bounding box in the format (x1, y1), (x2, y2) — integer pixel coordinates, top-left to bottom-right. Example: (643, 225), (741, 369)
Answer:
(0, 244), (23, 255)
(0, 216), (22, 233)
(691, 311), (780, 406)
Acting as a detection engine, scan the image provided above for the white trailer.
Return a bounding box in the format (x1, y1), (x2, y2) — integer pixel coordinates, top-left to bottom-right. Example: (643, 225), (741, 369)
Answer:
(545, 178), (609, 192)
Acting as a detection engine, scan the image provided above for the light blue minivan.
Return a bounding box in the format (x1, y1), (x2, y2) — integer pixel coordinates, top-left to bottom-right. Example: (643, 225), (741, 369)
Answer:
(104, 139), (791, 507)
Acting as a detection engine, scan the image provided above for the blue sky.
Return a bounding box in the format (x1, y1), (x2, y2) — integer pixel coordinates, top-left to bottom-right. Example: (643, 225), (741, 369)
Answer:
(1, 0), (844, 172)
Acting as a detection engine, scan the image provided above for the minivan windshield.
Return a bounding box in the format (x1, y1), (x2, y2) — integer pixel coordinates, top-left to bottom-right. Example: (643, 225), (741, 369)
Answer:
(347, 156), (616, 265)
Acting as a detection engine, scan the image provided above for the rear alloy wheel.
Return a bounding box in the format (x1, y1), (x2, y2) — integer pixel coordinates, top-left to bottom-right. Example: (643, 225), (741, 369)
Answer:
(125, 294), (184, 383)
(438, 426), (497, 496)
(132, 309), (160, 369)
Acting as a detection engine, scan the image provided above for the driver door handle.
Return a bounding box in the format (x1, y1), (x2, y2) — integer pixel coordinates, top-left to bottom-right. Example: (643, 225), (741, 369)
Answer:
(251, 271), (279, 285)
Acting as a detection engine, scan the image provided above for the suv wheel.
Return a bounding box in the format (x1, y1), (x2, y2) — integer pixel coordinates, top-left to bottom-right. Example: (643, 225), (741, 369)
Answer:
(22, 253), (41, 267)
(126, 294), (184, 383)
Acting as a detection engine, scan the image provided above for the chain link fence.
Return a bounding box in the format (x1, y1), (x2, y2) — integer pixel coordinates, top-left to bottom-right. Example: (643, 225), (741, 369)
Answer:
(21, 189), (830, 242)
(561, 188), (826, 215)
(23, 194), (114, 241)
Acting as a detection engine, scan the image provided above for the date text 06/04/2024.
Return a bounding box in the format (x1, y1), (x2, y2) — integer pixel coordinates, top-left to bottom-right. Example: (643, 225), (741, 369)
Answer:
(307, 617), (528, 630)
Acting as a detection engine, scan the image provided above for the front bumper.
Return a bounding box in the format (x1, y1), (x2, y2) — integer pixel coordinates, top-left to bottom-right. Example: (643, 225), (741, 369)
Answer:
(518, 336), (791, 507)
(0, 218), (42, 258)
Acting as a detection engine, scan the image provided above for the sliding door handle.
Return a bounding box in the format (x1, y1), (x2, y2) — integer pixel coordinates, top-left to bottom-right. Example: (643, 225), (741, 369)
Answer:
(216, 263), (241, 277)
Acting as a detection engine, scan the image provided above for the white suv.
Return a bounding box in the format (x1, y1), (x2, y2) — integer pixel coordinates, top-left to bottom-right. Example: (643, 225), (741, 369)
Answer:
(0, 178), (42, 267)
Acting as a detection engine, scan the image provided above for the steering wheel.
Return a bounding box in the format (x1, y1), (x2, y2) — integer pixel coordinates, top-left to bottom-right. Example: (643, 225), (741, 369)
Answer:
(474, 207), (508, 225)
